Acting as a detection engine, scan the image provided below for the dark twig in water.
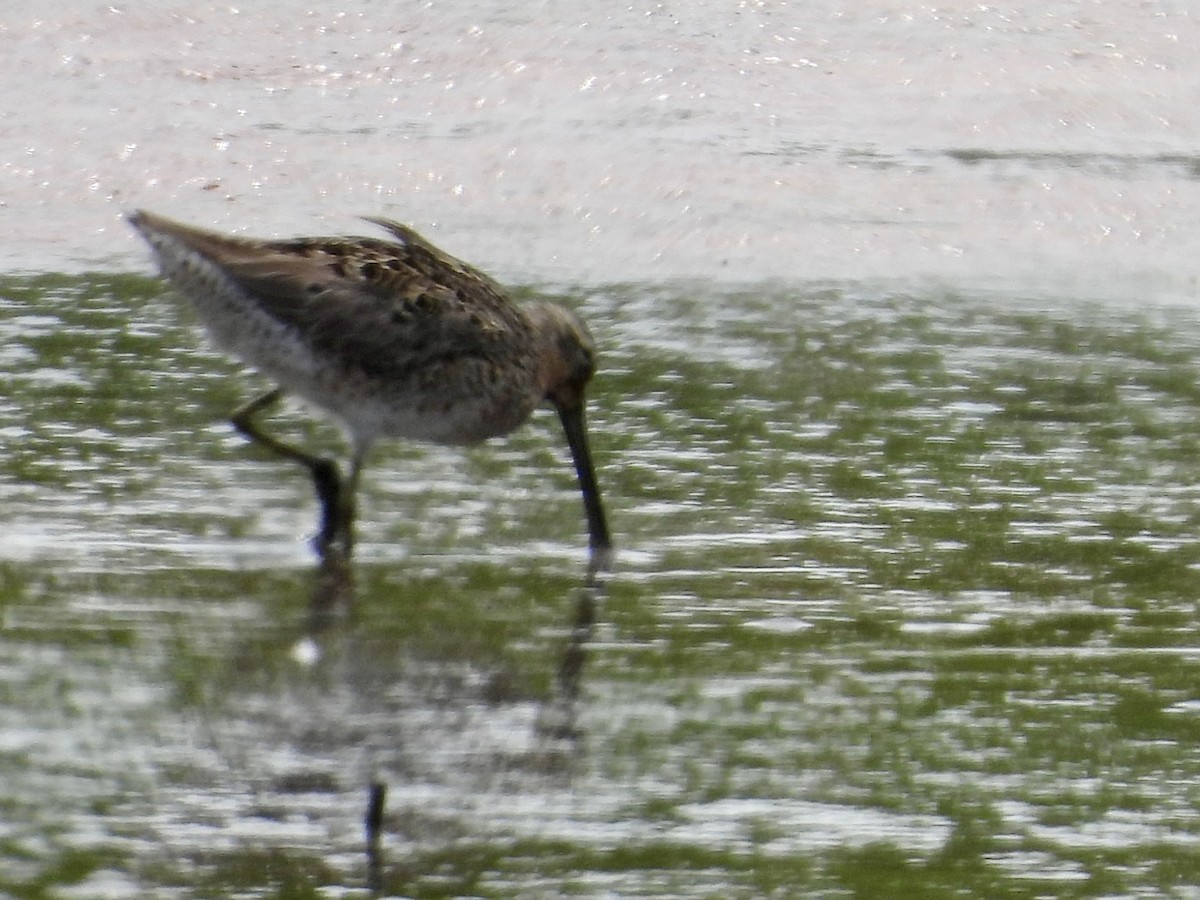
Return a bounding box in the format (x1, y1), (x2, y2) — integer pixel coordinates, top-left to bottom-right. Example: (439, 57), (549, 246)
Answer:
(365, 780), (387, 892)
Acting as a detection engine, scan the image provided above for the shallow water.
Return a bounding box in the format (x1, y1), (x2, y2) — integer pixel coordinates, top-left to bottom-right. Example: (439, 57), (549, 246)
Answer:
(7, 275), (1200, 897)
(5, 2), (1200, 898)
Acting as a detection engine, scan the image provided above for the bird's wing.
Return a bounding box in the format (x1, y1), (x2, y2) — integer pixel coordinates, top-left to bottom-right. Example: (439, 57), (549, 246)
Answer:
(205, 224), (531, 382)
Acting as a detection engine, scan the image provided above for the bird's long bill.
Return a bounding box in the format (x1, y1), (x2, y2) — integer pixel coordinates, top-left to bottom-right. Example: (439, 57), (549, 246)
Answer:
(557, 400), (612, 575)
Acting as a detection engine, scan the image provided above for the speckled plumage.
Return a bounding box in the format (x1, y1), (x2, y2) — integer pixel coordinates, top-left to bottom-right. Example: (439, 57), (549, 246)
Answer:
(128, 210), (611, 568)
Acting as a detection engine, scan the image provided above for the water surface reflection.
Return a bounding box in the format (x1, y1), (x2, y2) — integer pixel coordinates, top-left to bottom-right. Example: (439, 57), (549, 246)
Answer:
(5, 274), (1200, 894)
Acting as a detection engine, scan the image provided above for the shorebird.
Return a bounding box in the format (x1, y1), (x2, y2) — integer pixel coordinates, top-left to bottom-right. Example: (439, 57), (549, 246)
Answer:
(128, 210), (612, 573)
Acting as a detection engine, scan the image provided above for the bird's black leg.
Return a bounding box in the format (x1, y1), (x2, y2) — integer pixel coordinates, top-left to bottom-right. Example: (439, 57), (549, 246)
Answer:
(230, 387), (351, 556)
(309, 456), (346, 554)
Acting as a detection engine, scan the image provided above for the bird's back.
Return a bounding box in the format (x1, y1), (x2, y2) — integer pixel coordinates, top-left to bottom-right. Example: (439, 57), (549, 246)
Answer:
(129, 211), (543, 445)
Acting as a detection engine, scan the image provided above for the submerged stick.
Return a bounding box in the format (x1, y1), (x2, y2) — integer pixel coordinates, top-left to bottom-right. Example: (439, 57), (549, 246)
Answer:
(365, 780), (387, 892)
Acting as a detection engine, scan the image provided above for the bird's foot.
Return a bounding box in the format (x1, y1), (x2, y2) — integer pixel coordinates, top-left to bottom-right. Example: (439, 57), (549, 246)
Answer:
(309, 457), (354, 558)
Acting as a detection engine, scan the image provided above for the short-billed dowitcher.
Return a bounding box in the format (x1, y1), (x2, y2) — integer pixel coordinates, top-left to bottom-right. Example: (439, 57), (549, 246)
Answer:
(128, 210), (612, 573)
